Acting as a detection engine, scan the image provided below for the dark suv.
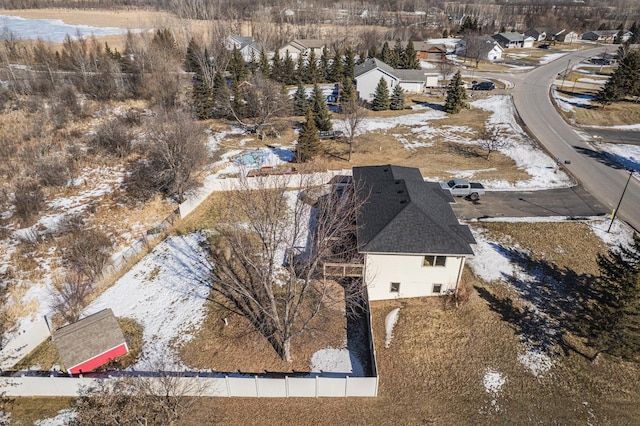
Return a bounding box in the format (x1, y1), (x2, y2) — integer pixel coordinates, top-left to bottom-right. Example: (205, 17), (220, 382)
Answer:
(472, 81), (495, 90)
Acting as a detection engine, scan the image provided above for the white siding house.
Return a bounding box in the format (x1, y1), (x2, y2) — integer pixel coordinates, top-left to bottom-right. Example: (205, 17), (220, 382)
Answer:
(354, 58), (438, 101)
(352, 165), (475, 301)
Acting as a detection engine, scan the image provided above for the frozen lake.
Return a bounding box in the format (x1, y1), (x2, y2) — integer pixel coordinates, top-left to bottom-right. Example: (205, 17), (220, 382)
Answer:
(0, 14), (138, 42)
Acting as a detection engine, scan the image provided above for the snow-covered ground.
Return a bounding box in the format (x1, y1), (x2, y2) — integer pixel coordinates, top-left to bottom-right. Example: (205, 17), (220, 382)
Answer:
(594, 142), (640, 171)
(87, 233), (212, 369)
(552, 88), (594, 112)
(467, 216), (634, 382)
(0, 14), (140, 42)
(539, 52), (569, 65)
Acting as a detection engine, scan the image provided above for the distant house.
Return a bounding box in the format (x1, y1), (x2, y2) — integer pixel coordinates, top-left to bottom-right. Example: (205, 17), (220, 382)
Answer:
(387, 41), (447, 62)
(278, 39), (326, 60)
(456, 36), (504, 61)
(351, 165), (475, 301)
(53, 309), (128, 375)
(225, 35), (265, 63)
(556, 31), (579, 44)
(354, 58), (438, 101)
(581, 30), (632, 43)
(491, 32), (536, 49)
(525, 28), (569, 42)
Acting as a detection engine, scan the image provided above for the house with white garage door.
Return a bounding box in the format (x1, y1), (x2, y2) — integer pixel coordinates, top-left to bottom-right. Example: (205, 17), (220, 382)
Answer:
(354, 58), (439, 102)
(351, 165), (476, 301)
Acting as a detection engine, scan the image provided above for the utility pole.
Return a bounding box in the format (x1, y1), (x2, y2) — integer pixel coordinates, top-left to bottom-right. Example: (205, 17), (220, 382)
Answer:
(607, 169), (634, 233)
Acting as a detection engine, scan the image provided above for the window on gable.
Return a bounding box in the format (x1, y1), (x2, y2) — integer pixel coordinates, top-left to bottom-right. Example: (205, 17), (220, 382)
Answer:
(390, 282), (400, 293)
(423, 256), (446, 267)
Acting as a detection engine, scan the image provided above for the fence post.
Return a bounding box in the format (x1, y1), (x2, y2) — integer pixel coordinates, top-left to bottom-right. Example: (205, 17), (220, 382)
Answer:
(285, 375), (289, 397)
(345, 376), (349, 397)
(225, 375), (231, 397)
(255, 375), (260, 397)
(315, 375), (319, 398)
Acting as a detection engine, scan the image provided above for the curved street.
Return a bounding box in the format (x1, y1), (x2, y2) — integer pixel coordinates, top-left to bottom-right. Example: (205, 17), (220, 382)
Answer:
(501, 47), (640, 232)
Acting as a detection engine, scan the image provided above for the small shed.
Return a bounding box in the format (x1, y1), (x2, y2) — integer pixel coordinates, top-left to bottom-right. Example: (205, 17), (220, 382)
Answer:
(53, 309), (128, 375)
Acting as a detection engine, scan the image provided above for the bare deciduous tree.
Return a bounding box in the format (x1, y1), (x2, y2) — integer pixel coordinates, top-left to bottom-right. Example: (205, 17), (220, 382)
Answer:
(230, 72), (290, 132)
(207, 175), (365, 362)
(477, 125), (509, 160)
(126, 112), (209, 203)
(339, 97), (368, 161)
(50, 271), (94, 325)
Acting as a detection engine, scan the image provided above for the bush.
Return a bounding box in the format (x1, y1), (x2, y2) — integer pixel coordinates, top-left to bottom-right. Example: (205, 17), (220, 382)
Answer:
(91, 119), (134, 158)
(12, 178), (45, 222)
(35, 155), (74, 187)
(61, 228), (113, 279)
(50, 271), (94, 325)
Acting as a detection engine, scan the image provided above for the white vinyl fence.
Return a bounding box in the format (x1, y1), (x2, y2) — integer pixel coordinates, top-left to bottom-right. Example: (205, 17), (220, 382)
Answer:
(179, 170), (352, 218)
(0, 374), (378, 398)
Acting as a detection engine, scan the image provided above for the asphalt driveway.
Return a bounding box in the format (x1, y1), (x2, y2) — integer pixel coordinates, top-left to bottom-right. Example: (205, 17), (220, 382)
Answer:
(450, 186), (608, 221)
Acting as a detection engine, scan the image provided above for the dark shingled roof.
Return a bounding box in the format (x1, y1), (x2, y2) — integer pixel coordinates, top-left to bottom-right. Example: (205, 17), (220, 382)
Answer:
(354, 165), (475, 255)
(53, 309), (126, 372)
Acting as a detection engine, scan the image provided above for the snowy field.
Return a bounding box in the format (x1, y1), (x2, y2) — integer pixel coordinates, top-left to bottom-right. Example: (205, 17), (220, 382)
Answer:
(0, 14), (140, 42)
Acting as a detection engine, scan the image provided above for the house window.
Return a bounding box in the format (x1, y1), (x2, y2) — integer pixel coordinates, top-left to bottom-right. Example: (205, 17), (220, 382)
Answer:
(423, 256), (446, 267)
(390, 282), (400, 293)
(432, 284), (443, 294)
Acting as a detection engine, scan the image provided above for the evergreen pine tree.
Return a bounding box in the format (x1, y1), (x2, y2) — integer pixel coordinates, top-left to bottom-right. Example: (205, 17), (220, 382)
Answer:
(403, 40), (420, 69)
(295, 53), (306, 84)
(270, 53), (283, 82)
(319, 46), (330, 82)
(231, 82), (245, 118)
(343, 47), (355, 81)
(584, 234), (640, 360)
(391, 40), (403, 68)
(192, 70), (214, 119)
(311, 84), (333, 131)
(282, 51), (296, 85)
(444, 70), (467, 114)
(380, 42), (391, 64)
(185, 37), (201, 72)
(368, 46), (377, 59)
(228, 47), (248, 83)
(596, 48), (640, 107)
(247, 49), (259, 74)
(371, 77), (390, 111)
(306, 49), (319, 84)
(293, 82), (309, 116)
(212, 71), (229, 118)
(339, 79), (355, 113)
(259, 48), (270, 76)
(390, 84), (405, 110)
(329, 49), (344, 82)
(297, 107), (321, 162)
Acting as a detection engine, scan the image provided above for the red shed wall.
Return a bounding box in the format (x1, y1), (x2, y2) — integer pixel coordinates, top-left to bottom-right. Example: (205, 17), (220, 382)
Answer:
(68, 343), (129, 375)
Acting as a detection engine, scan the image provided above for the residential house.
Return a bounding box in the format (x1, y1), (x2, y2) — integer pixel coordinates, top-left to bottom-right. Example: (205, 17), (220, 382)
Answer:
(225, 35), (264, 63)
(53, 309), (128, 375)
(491, 32), (536, 48)
(556, 31), (579, 44)
(278, 39), (326, 60)
(581, 30), (632, 43)
(354, 58), (438, 101)
(387, 41), (447, 62)
(351, 165), (475, 301)
(525, 28), (569, 42)
(456, 36), (504, 61)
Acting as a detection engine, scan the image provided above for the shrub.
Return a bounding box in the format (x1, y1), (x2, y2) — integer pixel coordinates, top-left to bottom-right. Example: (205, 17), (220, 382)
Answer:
(91, 119), (134, 158)
(61, 228), (113, 279)
(12, 178), (45, 222)
(50, 271), (94, 325)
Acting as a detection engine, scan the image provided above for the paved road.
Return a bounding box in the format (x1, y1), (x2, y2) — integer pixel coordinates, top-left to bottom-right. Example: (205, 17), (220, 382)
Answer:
(586, 129), (640, 145)
(508, 47), (640, 232)
(451, 187), (607, 221)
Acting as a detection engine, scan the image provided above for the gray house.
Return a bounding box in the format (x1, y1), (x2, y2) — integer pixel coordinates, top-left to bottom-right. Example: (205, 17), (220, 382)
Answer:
(581, 30), (632, 43)
(492, 32), (535, 49)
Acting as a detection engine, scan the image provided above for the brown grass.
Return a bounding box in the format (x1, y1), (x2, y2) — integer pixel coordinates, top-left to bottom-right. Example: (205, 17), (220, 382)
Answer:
(3, 397), (73, 425)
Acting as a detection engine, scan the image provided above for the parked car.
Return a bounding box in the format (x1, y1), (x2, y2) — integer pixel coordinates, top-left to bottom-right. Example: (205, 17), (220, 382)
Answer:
(471, 81), (495, 91)
(538, 44), (551, 49)
(440, 179), (485, 201)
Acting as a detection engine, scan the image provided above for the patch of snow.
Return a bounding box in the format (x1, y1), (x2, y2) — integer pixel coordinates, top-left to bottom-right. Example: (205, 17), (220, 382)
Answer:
(467, 227), (516, 282)
(539, 52), (569, 65)
(518, 347), (553, 378)
(34, 409), (76, 426)
(419, 60), (437, 69)
(585, 124), (640, 131)
(577, 77), (607, 84)
(472, 95), (573, 189)
(552, 88), (594, 112)
(384, 308), (400, 348)
(310, 347), (364, 376)
(594, 142), (640, 172)
(483, 368), (506, 394)
(86, 233), (212, 370)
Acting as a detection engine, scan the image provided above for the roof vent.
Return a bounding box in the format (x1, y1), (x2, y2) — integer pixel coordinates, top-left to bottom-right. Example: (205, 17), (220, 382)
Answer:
(383, 168), (389, 172)
(400, 200), (407, 204)
(397, 190), (405, 194)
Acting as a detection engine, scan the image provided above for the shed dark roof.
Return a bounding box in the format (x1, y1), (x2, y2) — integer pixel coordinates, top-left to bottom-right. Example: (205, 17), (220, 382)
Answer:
(53, 309), (126, 371)
(353, 165), (475, 255)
